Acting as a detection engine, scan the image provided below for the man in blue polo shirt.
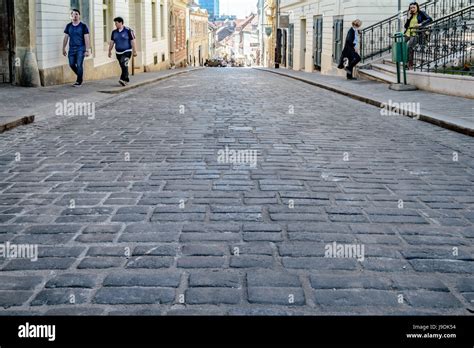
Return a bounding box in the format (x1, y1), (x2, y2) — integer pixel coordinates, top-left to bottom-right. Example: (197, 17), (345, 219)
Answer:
(63, 9), (91, 87)
(108, 17), (137, 86)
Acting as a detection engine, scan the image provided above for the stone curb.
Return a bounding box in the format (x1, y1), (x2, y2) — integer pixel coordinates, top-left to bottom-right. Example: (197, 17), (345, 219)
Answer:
(0, 115), (35, 134)
(98, 67), (203, 94)
(255, 67), (474, 137)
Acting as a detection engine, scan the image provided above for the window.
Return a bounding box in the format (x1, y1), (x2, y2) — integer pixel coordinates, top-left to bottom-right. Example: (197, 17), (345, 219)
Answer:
(333, 17), (343, 63)
(176, 13), (185, 51)
(102, 1), (113, 44)
(288, 23), (294, 68)
(70, 0), (90, 28)
(70, 0), (91, 53)
(152, 0), (157, 39)
(313, 15), (323, 69)
(160, 2), (165, 38)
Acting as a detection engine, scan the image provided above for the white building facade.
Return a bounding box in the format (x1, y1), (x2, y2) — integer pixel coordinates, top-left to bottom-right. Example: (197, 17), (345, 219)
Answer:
(279, 0), (413, 75)
(4, 0), (170, 86)
(242, 29), (259, 66)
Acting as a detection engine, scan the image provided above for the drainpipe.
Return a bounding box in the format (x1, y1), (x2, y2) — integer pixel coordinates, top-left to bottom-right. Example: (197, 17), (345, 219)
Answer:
(6, 0), (15, 84)
(275, 0), (280, 68)
(260, 0), (264, 66)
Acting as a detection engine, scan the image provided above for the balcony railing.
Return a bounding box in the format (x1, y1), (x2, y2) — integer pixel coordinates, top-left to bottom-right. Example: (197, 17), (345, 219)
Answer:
(360, 0), (473, 63)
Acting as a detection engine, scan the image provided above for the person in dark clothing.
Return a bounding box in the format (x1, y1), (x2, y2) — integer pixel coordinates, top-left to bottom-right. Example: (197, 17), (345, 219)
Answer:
(338, 19), (362, 80)
(63, 9), (91, 87)
(404, 2), (432, 69)
(108, 17), (137, 86)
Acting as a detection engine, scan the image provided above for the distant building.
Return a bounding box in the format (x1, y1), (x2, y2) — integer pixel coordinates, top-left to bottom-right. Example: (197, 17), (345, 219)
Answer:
(214, 15), (237, 21)
(241, 16), (259, 66)
(208, 22), (218, 58)
(216, 21), (235, 43)
(199, 0), (219, 21)
(188, 6), (209, 66)
(214, 14), (258, 64)
(170, 0), (189, 68)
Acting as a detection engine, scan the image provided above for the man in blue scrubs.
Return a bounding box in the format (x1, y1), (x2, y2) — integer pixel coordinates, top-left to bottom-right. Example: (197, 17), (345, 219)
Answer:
(108, 17), (137, 86)
(62, 9), (91, 87)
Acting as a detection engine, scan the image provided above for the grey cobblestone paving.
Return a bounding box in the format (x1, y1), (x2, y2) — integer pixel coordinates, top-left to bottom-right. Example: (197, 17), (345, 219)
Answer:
(257, 67), (474, 133)
(0, 68), (473, 315)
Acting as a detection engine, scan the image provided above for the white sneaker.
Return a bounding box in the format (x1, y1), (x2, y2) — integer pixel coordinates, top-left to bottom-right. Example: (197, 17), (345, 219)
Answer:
(119, 80), (126, 86)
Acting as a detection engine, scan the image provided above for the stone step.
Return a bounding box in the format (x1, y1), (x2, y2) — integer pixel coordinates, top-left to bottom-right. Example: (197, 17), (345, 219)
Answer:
(357, 68), (398, 84)
(371, 63), (398, 75)
(383, 59), (396, 67)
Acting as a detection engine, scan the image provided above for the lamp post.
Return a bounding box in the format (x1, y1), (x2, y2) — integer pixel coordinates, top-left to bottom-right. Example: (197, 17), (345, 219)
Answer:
(259, 0), (265, 66)
(398, 0), (402, 32)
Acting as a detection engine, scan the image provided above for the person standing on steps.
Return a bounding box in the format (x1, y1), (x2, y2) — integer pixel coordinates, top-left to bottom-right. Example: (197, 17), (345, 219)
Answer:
(108, 17), (137, 86)
(404, 2), (432, 70)
(338, 19), (362, 80)
(63, 9), (91, 87)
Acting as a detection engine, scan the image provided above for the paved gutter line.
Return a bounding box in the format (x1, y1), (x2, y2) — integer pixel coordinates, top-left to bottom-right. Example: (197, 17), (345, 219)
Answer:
(0, 115), (35, 134)
(98, 67), (203, 94)
(255, 67), (474, 137)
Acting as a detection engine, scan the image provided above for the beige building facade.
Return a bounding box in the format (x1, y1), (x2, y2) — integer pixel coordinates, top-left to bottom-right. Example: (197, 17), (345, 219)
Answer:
(188, 7), (209, 66)
(258, 0), (277, 68)
(169, 0), (189, 67)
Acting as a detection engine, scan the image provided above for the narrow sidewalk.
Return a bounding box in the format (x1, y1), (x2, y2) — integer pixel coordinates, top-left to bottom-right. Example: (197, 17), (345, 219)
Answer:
(0, 67), (201, 132)
(256, 67), (474, 137)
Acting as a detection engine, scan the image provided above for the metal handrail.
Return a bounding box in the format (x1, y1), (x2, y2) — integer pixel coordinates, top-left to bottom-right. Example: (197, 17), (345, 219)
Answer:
(412, 5), (473, 75)
(360, 0), (473, 62)
(423, 4), (473, 26)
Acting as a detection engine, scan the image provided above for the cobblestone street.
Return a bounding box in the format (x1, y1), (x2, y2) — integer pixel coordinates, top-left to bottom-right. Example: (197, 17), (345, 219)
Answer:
(0, 68), (473, 315)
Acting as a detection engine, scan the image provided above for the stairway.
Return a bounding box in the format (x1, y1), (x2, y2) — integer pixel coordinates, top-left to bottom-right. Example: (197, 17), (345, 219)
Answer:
(358, 59), (398, 84)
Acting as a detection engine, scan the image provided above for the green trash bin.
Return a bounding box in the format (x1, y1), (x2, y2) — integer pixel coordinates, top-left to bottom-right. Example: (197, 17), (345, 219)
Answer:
(392, 32), (408, 84)
(392, 32), (408, 63)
